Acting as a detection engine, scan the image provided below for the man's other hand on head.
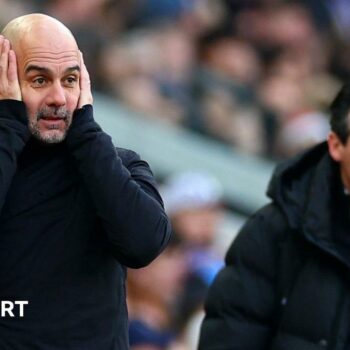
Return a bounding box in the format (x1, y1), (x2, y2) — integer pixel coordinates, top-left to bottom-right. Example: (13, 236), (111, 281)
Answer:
(0, 35), (21, 101)
(78, 52), (93, 109)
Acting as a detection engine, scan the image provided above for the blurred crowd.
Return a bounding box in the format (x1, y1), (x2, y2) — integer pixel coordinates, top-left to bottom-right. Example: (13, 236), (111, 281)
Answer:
(2, 0), (350, 348)
(129, 171), (228, 349)
(2, 0), (348, 160)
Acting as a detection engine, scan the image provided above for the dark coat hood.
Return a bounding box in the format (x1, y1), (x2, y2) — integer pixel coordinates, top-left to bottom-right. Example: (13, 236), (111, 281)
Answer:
(267, 141), (340, 250)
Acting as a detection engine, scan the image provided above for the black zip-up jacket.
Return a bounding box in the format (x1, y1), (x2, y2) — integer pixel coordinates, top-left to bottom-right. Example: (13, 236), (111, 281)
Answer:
(0, 100), (171, 349)
(199, 142), (350, 350)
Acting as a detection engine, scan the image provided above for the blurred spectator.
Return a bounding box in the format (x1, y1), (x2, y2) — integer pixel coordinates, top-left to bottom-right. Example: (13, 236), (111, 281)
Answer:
(276, 110), (330, 157)
(0, 0), (34, 26)
(233, 2), (318, 52)
(187, 29), (267, 155)
(198, 32), (261, 85)
(197, 86), (266, 155)
(325, 0), (350, 39)
(45, 0), (108, 25)
(162, 171), (225, 348)
(127, 237), (187, 350)
(162, 171), (223, 248)
(129, 320), (172, 350)
(259, 75), (307, 120)
(99, 24), (194, 124)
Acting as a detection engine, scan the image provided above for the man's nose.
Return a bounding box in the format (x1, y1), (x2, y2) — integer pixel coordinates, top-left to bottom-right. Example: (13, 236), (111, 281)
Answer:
(46, 82), (66, 107)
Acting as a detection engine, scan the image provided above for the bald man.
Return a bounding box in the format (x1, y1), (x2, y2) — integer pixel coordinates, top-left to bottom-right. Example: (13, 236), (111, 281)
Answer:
(0, 14), (171, 349)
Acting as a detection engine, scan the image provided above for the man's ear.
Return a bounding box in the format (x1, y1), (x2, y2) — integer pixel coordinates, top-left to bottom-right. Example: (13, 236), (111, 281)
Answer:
(328, 131), (345, 162)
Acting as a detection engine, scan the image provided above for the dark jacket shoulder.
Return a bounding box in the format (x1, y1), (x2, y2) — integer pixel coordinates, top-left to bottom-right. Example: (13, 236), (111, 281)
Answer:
(199, 203), (288, 350)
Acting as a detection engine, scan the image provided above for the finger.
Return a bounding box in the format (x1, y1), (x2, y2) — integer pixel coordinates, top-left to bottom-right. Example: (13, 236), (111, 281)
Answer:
(78, 51), (93, 107)
(8, 50), (18, 83)
(0, 37), (6, 78)
(0, 36), (4, 56)
(79, 51), (91, 89)
(0, 39), (10, 76)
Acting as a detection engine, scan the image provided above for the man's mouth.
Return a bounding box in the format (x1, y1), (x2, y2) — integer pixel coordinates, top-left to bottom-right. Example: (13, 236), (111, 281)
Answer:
(39, 116), (66, 122)
(39, 116), (67, 130)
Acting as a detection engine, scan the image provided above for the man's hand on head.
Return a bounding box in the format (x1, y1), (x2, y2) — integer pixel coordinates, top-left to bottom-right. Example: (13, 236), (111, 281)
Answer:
(78, 52), (93, 108)
(0, 35), (21, 101)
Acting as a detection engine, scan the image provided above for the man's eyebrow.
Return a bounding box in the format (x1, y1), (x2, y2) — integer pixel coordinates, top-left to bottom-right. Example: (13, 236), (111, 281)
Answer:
(64, 65), (80, 74)
(25, 65), (51, 74)
(24, 65), (81, 75)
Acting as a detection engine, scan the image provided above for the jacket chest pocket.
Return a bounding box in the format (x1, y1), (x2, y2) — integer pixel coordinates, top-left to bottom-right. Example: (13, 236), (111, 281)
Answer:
(273, 257), (347, 349)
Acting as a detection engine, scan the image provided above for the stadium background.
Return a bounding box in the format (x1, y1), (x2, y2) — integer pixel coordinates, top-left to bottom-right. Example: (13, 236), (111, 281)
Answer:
(1, 0), (348, 348)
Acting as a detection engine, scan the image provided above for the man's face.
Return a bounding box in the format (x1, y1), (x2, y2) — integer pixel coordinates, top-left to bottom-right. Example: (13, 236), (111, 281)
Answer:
(337, 138), (350, 189)
(328, 131), (350, 191)
(17, 38), (80, 143)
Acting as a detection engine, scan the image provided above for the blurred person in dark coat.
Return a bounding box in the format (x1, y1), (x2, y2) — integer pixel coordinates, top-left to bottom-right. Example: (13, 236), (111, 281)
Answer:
(198, 83), (350, 349)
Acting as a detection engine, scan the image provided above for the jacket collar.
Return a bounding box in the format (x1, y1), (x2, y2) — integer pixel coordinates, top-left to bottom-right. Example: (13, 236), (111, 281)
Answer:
(268, 142), (348, 263)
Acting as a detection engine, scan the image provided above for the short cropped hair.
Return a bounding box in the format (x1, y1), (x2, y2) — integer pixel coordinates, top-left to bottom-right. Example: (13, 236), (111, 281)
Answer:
(330, 83), (350, 144)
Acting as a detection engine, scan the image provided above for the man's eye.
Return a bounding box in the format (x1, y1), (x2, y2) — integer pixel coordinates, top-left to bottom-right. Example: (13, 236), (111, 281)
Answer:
(65, 76), (77, 85)
(32, 77), (46, 86)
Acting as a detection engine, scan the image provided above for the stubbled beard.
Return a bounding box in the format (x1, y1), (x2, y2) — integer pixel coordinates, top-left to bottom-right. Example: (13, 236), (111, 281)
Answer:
(28, 106), (73, 144)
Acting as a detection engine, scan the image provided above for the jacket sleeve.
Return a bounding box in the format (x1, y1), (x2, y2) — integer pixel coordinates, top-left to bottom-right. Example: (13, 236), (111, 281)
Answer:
(198, 204), (284, 350)
(0, 100), (30, 212)
(65, 105), (172, 268)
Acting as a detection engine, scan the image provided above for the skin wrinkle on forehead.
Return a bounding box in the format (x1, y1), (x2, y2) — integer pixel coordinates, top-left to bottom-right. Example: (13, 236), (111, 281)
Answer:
(22, 50), (80, 71)
(23, 56), (80, 66)
(15, 40), (80, 78)
(24, 49), (79, 56)
(22, 49), (79, 59)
